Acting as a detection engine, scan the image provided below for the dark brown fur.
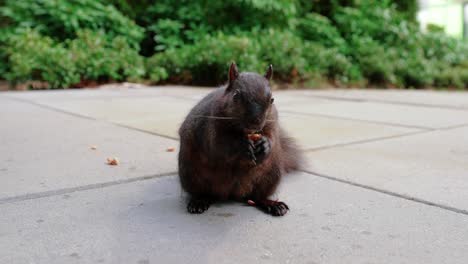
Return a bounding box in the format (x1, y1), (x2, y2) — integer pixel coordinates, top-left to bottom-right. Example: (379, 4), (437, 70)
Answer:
(178, 63), (303, 216)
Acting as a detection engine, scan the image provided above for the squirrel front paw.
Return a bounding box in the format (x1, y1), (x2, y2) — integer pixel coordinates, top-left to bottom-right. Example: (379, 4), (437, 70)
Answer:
(242, 138), (257, 165)
(253, 136), (271, 164)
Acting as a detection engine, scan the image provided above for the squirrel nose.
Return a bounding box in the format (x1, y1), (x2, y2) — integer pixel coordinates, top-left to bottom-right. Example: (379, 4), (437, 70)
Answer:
(250, 104), (263, 119)
(247, 116), (264, 130)
(248, 116), (261, 124)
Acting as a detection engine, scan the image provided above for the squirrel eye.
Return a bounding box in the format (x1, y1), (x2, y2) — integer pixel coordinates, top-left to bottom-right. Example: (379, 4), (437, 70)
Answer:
(270, 98), (274, 104)
(233, 90), (240, 101)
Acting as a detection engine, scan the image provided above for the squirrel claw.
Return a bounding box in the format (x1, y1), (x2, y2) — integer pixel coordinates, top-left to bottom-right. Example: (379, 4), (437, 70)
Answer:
(256, 199), (289, 216)
(253, 136), (271, 164)
(244, 138), (256, 164)
(187, 198), (211, 214)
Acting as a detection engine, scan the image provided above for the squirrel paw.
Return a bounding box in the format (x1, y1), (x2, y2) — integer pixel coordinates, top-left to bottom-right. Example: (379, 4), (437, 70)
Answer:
(242, 138), (257, 165)
(255, 199), (289, 216)
(254, 136), (271, 164)
(187, 198), (211, 214)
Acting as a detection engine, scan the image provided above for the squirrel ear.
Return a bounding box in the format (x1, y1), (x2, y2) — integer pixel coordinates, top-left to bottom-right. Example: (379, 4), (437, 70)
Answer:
(228, 62), (239, 84)
(265, 64), (273, 81)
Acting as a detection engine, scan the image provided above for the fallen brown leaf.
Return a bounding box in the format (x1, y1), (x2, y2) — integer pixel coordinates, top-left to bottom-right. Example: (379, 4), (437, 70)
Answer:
(106, 157), (119, 165)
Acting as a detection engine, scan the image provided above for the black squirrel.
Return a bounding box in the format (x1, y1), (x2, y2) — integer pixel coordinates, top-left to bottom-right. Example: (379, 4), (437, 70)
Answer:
(178, 62), (303, 216)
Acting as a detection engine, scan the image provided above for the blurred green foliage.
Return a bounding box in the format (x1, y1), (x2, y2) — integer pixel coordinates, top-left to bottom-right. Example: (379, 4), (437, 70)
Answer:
(4, 29), (145, 88)
(1, 0), (144, 47)
(1, 0), (467, 89)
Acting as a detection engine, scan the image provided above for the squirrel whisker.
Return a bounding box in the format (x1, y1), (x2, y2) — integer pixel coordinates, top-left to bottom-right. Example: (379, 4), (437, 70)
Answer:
(193, 115), (237, 120)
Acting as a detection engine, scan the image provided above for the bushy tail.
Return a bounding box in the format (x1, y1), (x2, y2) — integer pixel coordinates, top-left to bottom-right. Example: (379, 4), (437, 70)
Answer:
(279, 128), (304, 173)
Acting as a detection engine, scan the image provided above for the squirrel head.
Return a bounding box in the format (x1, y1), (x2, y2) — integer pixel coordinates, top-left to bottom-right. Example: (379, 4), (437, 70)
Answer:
(222, 62), (275, 134)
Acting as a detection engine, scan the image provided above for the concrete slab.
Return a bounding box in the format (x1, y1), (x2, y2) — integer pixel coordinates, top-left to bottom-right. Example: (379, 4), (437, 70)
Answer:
(19, 90), (337, 141)
(153, 85), (213, 100)
(30, 96), (193, 139)
(2, 86), (468, 263)
(9, 87), (468, 110)
(306, 126), (468, 212)
(279, 112), (420, 150)
(4, 86), (211, 103)
(4, 88), (133, 102)
(1, 173), (468, 264)
(280, 101), (468, 129)
(302, 89), (468, 109)
(272, 93), (332, 108)
(27, 92), (419, 148)
(0, 98), (178, 200)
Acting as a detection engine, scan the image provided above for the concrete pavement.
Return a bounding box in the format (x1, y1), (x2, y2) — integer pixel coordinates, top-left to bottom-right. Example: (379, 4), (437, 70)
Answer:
(1, 86), (468, 263)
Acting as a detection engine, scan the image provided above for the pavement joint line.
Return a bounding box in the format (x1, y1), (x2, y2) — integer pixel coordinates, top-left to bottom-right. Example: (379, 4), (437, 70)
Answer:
(1, 91), (205, 103)
(4, 95), (98, 121)
(301, 169), (468, 217)
(19, 94), (169, 102)
(303, 129), (435, 152)
(0, 172), (178, 205)
(164, 94), (203, 102)
(112, 123), (179, 141)
(281, 110), (434, 130)
(5, 92), (468, 213)
(33, 93), (203, 102)
(303, 122), (468, 153)
(438, 123), (468, 130)
(304, 94), (468, 111)
(3, 95), (181, 141)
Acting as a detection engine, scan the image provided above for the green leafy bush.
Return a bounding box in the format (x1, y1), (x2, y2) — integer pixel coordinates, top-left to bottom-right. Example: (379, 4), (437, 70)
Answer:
(394, 52), (434, 88)
(148, 29), (310, 85)
(142, 0), (297, 54)
(348, 37), (396, 85)
(297, 13), (347, 52)
(4, 29), (145, 88)
(147, 31), (264, 85)
(0, 0), (144, 48)
(332, 2), (467, 88)
(147, 28), (358, 86)
(434, 68), (468, 89)
(4, 29), (79, 88)
(1, 0), (467, 89)
(68, 30), (145, 82)
(420, 32), (468, 66)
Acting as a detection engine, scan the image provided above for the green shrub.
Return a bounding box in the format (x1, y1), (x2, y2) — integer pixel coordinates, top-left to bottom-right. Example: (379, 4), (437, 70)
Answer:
(149, 29), (307, 85)
(256, 29), (307, 81)
(0, 0), (144, 48)
(348, 37), (396, 85)
(68, 30), (145, 82)
(147, 28), (359, 86)
(301, 42), (358, 83)
(4, 29), (79, 88)
(330, 2), (467, 88)
(0, 50), (8, 80)
(433, 67), (468, 89)
(394, 52), (435, 88)
(333, 3), (418, 49)
(1, 0), (467, 90)
(147, 31), (264, 85)
(420, 32), (468, 66)
(297, 13), (347, 52)
(142, 0), (297, 54)
(391, 0), (418, 21)
(4, 29), (145, 88)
